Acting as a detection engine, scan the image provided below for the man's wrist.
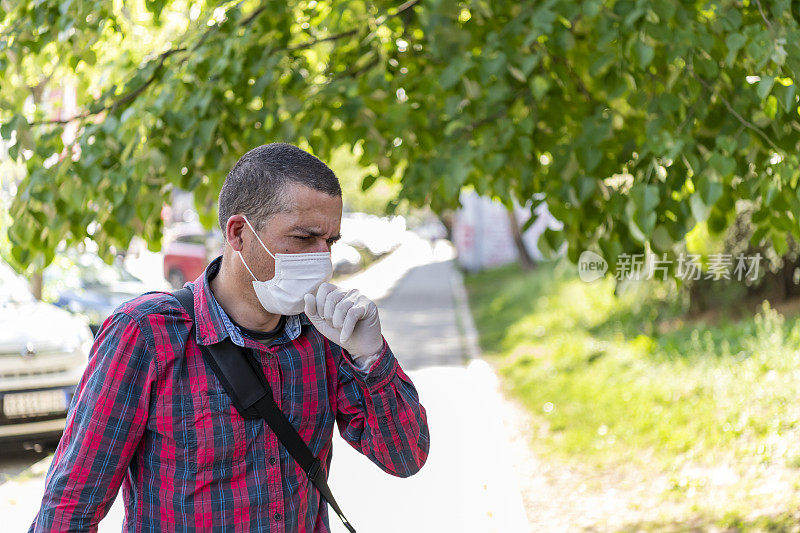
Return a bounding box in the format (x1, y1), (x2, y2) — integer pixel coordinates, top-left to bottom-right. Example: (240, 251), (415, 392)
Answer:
(348, 338), (386, 371)
(350, 337), (384, 360)
(353, 346), (383, 370)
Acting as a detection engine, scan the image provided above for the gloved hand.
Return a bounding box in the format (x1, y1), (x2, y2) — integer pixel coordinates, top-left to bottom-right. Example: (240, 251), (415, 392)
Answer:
(303, 282), (384, 363)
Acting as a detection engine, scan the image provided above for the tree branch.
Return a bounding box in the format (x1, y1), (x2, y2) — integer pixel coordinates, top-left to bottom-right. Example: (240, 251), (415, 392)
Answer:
(753, 0), (772, 30)
(688, 67), (781, 153)
(375, 0), (421, 25)
(31, 0), (242, 126)
(27, 1), (419, 127)
(528, 14), (597, 105)
(285, 29), (359, 52)
(31, 47), (187, 125)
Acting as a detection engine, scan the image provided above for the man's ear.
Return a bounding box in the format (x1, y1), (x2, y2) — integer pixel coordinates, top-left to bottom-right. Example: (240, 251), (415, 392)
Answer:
(225, 215), (247, 252)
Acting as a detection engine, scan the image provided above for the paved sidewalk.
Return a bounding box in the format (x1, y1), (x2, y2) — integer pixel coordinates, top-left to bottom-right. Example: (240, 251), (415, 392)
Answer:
(331, 236), (530, 532)
(1, 235), (532, 532)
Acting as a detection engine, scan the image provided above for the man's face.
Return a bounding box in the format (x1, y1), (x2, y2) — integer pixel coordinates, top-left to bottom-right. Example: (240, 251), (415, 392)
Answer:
(239, 183), (343, 283)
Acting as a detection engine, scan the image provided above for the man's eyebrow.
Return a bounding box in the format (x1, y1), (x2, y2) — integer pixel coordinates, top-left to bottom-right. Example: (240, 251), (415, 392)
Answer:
(290, 226), (341, 240)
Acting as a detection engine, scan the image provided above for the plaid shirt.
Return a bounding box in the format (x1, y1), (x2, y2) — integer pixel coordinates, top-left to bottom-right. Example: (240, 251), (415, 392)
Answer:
(30, 256), (430, 532)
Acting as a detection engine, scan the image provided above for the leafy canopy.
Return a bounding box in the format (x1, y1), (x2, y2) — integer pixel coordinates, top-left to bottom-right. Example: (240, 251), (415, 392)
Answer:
(1, 0), (799, 276)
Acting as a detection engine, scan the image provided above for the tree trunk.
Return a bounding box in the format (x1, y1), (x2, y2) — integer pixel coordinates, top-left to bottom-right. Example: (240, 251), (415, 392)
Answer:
(31, 271), (43, 301)
(507, 206), (535, 271)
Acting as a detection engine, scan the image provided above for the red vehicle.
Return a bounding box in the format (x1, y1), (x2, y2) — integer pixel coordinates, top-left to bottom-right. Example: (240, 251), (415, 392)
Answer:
(163, 229), (223, 289)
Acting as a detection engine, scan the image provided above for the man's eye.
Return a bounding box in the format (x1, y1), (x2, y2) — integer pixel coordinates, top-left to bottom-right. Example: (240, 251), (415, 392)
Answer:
(294, 236), (310, 240)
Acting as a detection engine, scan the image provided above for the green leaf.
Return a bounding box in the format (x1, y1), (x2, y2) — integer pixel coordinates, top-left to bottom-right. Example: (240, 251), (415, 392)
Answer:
(590, 53), (615, 77)
(632, 183), (660, 213)
(440, 58), (469, 90)
(651, 224), (673, 252)
(652, 1), (676, 21)
(197, 118), (218, 146)
(757, 76), (775, 100)
(519, 54), (540, 76)
(83, 49), (97, 66)
(576, 176), (596, 202)
(750, 225), (769, 247)
(709, 153), (736, 179)
(690, 194), (711, 222)
(772, 231), (789, 256)
(698, 175), (723, 205)
(764, 183), (778, 206)
(725, 33), (747, 66)
(582, 0), (602, 18)
(361, 173), (378, 191)
(530, 76), (550, 100)
(0, 114), (22, 140)
(540, 228), (565, 257)
(636, 41), (654, 69)
(776, 83), (796, 113)
(15, 116), (33, 149)
(764, 95), (778, 119)
(253, 73), (273, 96)
(579, 146), (602, 173)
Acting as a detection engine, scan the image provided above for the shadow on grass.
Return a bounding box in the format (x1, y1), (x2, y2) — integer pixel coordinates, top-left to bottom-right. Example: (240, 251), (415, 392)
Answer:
(468, 256), (800, 364)
(464, 259), (575, 352)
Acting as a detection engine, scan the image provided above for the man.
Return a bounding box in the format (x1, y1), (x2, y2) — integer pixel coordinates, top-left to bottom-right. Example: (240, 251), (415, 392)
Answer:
(30, 143), (430, 532)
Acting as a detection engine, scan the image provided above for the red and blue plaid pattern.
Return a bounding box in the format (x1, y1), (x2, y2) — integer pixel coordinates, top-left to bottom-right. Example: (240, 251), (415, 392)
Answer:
(30, 257), (429, 532)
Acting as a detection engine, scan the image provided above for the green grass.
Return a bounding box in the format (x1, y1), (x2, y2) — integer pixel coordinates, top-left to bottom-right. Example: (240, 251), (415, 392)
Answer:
(465, 257), (800, 526)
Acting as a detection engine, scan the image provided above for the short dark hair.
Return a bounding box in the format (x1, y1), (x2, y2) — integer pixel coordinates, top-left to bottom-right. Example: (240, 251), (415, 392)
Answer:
(218, 143), (342, 231)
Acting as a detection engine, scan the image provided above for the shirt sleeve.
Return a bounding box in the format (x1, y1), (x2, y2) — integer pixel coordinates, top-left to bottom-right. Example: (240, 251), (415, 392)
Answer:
(29, 312), (157, 533)
(334, 335), (430, 478)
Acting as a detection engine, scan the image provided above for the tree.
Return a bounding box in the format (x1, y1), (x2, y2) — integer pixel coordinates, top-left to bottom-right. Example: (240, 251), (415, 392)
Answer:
(1, 0), (799, 281)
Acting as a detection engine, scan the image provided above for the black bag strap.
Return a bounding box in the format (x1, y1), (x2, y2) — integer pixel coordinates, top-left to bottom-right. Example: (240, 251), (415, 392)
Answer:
(172, 287), (356, 533)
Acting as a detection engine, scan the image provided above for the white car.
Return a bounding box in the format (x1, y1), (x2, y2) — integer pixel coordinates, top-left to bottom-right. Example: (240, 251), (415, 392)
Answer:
(0, 261), (93, 448)
(331, 241), (363, 276)
(340, 213), (406, 256)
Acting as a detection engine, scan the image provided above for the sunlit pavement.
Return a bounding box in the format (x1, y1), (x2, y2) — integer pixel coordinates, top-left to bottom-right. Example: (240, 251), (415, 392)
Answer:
(334, 235), (530, 532)
(1, 234), (531, 532)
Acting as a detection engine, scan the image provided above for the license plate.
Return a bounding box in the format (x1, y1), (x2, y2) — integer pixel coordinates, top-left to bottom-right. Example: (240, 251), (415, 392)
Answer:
(3, 390), (67, 418)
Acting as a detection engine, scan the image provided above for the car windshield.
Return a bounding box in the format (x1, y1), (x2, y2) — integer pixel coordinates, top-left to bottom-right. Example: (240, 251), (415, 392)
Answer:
(0, 261), (35, 305)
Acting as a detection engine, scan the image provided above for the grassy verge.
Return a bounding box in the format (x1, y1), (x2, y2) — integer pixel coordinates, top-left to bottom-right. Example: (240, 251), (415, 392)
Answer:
(464, 257), (800, 527)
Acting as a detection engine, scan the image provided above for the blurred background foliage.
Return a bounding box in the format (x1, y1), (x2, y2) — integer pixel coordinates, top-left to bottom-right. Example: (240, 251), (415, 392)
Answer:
(2, 0), (800, 289)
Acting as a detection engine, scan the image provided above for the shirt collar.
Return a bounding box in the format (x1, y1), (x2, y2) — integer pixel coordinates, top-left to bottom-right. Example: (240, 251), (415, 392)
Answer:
(188, 255), (311, 348)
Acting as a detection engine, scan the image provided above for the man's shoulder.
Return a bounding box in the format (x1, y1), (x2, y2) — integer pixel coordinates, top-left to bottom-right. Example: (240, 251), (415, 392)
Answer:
(114, 289), (190, 325)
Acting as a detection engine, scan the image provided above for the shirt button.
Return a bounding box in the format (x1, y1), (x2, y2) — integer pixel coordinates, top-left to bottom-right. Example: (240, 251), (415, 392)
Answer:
(274, 513), (282, 521)
(269, 456), (277, 465)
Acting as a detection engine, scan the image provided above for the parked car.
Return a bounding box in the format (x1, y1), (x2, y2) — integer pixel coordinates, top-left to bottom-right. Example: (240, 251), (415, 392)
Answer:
(340, 213), (406, 256)
(43, 253), (150, 335)
(331, 241), (363, 276)
(163, 226), (224, 289)
(0, 261), (92, 448)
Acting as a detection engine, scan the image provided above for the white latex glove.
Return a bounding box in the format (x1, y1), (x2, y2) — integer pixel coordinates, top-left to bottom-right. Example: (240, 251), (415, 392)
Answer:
(303, 282), (384, 364)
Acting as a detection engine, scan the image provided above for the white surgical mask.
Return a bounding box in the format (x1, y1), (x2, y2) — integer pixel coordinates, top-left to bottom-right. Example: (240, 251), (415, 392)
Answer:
(236, 215), (333, 315)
